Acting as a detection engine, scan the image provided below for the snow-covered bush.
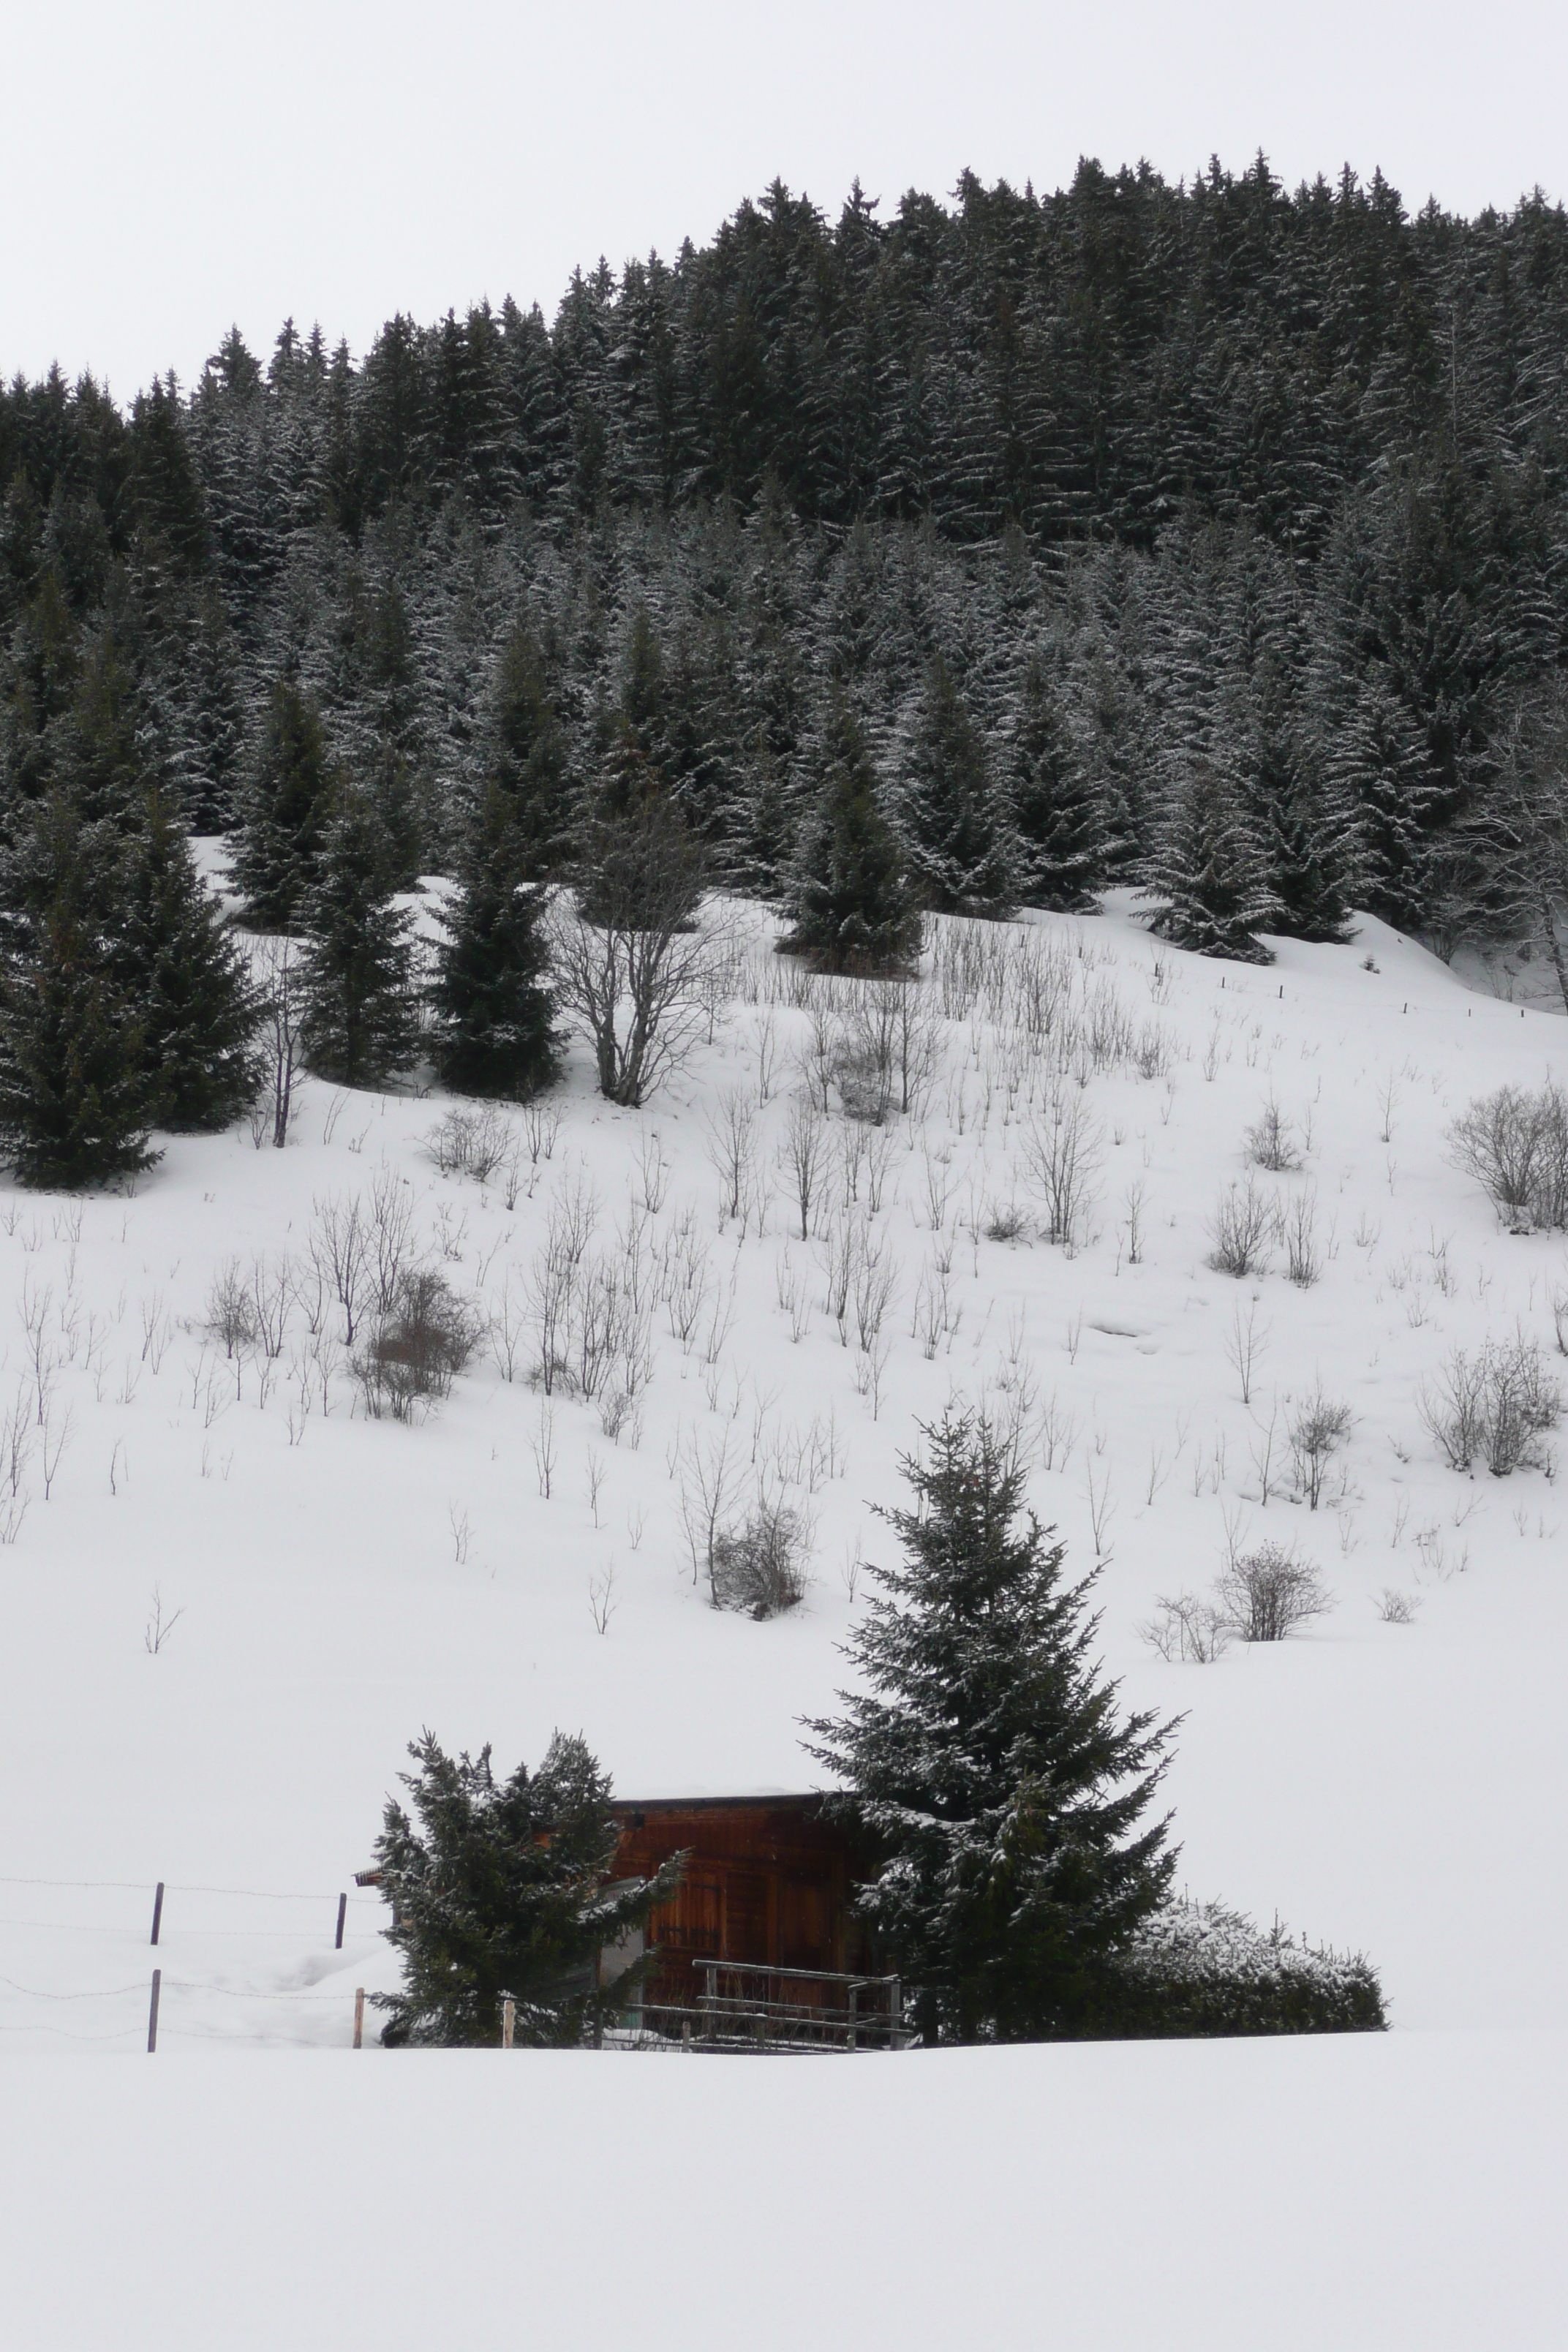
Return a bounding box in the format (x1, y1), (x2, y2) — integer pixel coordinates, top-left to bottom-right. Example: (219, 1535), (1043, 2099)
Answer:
(1099, 1898), (1386, 2038)
(1449, 1083), (1568, 1230)
(1419, 1338), (1561, 1477)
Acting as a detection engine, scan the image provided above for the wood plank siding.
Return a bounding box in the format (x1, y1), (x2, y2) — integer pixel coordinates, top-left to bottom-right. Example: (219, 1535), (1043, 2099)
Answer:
(611, 1795), (871, 2008)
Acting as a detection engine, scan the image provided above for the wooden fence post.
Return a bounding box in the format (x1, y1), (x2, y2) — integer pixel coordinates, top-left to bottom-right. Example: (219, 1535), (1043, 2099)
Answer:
(502, 1996), (515, 2049)
(353, 1989), (364, 2049)
(147, 1969), (161, 2052)
(150, 1882), (164, 1946)
(335, 1893), (347, 1950)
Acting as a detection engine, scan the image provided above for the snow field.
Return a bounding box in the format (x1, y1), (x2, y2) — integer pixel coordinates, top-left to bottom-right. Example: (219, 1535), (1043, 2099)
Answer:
(2, 2034), (1563, 2351)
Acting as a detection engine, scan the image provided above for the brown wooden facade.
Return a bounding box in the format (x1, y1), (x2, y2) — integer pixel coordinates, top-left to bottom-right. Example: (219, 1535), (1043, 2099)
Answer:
(611, 1793), (872, 2009)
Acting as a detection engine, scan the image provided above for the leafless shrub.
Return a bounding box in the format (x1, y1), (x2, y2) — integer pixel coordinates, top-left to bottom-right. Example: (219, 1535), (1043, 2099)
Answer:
(704, 1088), (758, 1223)
(834, 989), (896, 1124)
(206, 1258), (257, 1357)
(353, 1270), (481, 1422)
(1246, 1101), (1303, 1172)
(1141, 1591), (1232, 1663)
(984, 1198), (1028, 1243)
(1449, 1082), (1568, 1229)
(311, 1191), (372, 1346)
(253, 938), (301, 1150)
(367, 1161), (419, 1316)
(1419, 1337), (1561, 1477)
(1208, 1177), (1273, 1277)
(678, 1424), (740, 1592)
(778, 1096), (827, 1241)
(1223, 1298), (1269, 1405)
(710, 1490), (812, 1617)
(248, 1253), (295, 1357)
(1281, 1188), (1322, 1286)
(427, 1105), (512, 1183)
(1375, 1589), (1420, 1624)
(587, 1561), (617, 1635)
(1134, 1022), (1173, 1080)
(144, 1583), (184, 1654)
(1288, 1385), (1353, 1508)
(1020, 1079), (1101, 1248)
(1215, 1541), (1332, 1641)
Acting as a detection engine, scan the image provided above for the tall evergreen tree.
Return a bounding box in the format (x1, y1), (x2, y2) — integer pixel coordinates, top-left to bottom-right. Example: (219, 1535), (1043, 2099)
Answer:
(484, 622), (572, 878)
(1145, 762), (1283, 963)
(805, 1411), (1177, 2045)
(0, 799), (157, 1187)
(116, 792), (263, 1130)
(430, 787), (561, 1098)
(783, 694), (921, 971)
(372, 1729), (684, 2047)
(297, 787), (420, 1087)
(901, 655), (1017, 917)
(1008, 655), (1109, 910)
(231, 676), (336, 932)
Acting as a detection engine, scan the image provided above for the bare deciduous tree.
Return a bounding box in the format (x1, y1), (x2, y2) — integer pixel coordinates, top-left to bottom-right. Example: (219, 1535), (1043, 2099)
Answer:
(551, 801), (720, 1107)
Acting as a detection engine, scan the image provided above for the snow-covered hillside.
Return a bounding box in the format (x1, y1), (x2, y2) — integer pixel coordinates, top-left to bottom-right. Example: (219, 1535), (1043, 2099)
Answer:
(4, 892), (1567, 2050)
(6, 886), (1568, 2344)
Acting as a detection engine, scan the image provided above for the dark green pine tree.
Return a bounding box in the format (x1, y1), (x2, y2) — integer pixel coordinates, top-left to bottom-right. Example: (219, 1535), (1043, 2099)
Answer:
(363, 737), (426, 896)
(1009, 656), (1110, 911)
(372, 1729), (685, 2048)
(486, 622), (573, 878)
(784, 695), (922, 972)
(230, 676), (336, 931)
(902, 655), (1017, 918)
(1264, 774), (1362, 944)
(116, 792), (263, 1131)
(805, 1411), (1177, 2046)
(430, 788), (562, 1099)
(1247, 660), (1360, 943)
(1324, 673), (1442, 932)
(1145, 762), (1283, 964)
(297, 787), (420, 1088)
(0, 799), (158, 1187)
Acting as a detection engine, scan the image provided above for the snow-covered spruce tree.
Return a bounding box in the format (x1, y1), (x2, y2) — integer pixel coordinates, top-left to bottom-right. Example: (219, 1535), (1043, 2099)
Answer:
(901, 655), (1017, 919)
(1321, 673), (1441, 933)
(783, 694), (922, 973)
(0, 802), (158, 1186)
(429, 786), (562, 1099)
(230, 675), (336, 932)
(1145, 761), (1283, 964)
(1009, 655), (1109, 911)
(483, 622), (573, 880)
(805, 1411), (1177, 2045)
(115, 791), (263, 1130)
(1242, 657), (1361, 944)
(373, 1730), (685, 2047)
(297, 786), (420, 1088)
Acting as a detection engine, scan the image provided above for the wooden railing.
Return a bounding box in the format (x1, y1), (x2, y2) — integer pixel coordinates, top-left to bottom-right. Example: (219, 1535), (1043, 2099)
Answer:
(616, 1959), (913, 2052)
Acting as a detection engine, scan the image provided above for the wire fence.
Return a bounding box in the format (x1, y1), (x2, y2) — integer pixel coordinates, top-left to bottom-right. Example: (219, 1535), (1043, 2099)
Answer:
(0, 1867), (387, 2049)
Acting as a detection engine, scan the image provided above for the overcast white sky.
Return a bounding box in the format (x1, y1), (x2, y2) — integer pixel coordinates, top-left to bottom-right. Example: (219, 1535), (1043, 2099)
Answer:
(4, 0), (1565, 401)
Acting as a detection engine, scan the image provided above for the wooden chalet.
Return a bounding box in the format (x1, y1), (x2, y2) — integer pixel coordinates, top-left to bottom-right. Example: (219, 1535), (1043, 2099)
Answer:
(607, 1793), (908, 2050)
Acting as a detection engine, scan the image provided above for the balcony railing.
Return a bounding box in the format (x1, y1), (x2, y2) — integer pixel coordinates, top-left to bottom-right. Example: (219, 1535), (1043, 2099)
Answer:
(615, 1959), (913, 2052)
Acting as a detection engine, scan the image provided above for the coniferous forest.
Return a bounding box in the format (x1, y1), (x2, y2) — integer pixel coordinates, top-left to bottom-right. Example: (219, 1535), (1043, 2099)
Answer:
(6, 154), (1568, 1071)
